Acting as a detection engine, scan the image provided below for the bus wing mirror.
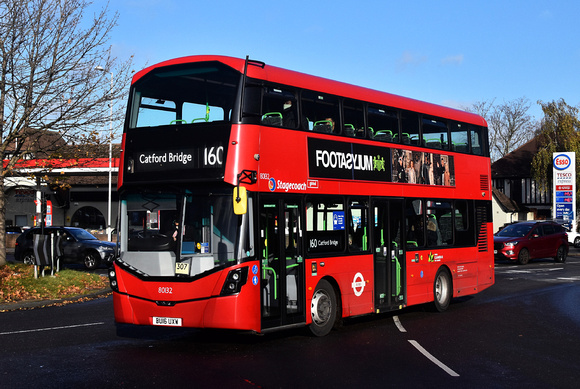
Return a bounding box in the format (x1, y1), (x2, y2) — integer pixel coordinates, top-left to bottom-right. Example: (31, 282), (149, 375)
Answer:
(233, 186), (247, 215)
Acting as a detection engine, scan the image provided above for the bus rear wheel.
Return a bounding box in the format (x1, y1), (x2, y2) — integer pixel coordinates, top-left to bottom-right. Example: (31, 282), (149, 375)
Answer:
(433, 268), (452, 312)
(309, 280), (337, 337)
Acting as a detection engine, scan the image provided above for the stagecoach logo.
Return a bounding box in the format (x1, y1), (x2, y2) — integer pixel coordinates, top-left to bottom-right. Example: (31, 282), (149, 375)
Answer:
(268, 177), (308, 192)
(352, 272), (366, 297)
(553, 154), (572, 170)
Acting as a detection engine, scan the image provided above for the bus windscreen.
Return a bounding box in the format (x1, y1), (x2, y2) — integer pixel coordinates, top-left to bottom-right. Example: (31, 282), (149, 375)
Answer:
(128, 62), (240, 129)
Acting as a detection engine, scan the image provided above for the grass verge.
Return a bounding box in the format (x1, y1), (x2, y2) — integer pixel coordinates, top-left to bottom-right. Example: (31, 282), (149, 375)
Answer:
(0, 263), (109, 304)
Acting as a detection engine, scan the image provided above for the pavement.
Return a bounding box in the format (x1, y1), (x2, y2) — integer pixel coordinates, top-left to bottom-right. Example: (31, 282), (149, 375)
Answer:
(1, 248), (112, 312)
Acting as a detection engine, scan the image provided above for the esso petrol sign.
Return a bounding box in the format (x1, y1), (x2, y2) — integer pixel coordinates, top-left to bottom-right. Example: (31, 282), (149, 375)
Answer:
(552, 152), (576, 226)
(553, 154), (572, 170)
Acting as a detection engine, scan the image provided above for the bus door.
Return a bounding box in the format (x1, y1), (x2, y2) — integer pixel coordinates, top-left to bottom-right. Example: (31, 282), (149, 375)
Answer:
(372, 199), (406, 311)
(260, 197), (306, 330)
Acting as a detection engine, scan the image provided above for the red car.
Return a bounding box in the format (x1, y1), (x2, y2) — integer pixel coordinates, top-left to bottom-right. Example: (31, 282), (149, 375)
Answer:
(494, 221), (568, 265)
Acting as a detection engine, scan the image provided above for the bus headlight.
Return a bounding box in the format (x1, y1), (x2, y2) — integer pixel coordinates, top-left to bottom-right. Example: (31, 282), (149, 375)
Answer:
(220, 267), (249, 296)
(108, 268), (119, 292)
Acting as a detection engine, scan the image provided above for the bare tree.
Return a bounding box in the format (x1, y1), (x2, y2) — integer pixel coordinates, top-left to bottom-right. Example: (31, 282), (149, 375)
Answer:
(465, 97), (538, 162)
(0, 0), (133, 265)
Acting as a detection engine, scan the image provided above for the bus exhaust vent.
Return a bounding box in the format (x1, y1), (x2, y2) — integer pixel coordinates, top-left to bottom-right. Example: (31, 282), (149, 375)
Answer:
(475, 205), (489, 252)
(477, 223), (488, 252)
(480, 175), (489, 192)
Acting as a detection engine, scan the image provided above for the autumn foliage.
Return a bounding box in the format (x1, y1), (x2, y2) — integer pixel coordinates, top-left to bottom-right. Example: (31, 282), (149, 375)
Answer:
(0, 264), (109, 306)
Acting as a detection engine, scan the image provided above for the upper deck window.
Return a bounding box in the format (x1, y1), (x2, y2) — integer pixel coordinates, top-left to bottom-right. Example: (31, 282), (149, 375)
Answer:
(400, 111), (420, 145)
(127, 62), (240, 129)
(422, 117), (448, 150)
(450, 122), (469, 153)
(261, 87), (301, 129)
(470, 125), (487, 156)
(343, 99), (365, 138)
(368, 106), (398, 143)
(301, 91), (340, 134)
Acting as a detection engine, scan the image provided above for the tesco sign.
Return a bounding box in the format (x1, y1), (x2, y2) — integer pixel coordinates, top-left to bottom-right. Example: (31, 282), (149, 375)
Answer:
(553, 154), (572, 170)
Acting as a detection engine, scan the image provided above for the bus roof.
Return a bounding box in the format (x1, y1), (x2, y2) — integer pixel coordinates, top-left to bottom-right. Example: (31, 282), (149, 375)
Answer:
(132, 55), (487, 127)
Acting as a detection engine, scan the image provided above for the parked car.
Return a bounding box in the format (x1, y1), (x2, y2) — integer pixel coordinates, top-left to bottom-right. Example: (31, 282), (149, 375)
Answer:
(14, 227), (116, 270)
(5, 226), (23, 234)
(494, 221), (568, 265)
(565, 228), (580, 248)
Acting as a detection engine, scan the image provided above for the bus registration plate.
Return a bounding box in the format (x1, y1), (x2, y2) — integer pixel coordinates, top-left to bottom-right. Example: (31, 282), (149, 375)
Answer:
(153, 317), (182, 327)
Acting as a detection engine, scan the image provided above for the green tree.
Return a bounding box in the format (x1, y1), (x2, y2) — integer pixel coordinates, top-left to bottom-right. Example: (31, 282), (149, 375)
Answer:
(531, 99), (580, 195)
(0, 0), (133, 266)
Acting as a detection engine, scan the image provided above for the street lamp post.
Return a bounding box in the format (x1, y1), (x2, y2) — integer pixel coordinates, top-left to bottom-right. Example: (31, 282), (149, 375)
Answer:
(95, 66), (113, 241)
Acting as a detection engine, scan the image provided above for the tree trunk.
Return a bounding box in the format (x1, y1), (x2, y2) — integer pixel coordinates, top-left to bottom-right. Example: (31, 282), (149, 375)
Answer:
(0, 175), (6, 266)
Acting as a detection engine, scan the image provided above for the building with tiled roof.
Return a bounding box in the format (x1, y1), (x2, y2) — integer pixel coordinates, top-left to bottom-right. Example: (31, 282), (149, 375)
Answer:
(491, 136), (551, 231)
(4, 138), (120, 236)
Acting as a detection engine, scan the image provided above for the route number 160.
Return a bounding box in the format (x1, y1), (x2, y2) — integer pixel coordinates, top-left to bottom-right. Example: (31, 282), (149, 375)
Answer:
(204, 146), (223, 166)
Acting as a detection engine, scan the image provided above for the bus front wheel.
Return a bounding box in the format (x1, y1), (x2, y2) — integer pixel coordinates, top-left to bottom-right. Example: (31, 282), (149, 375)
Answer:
(433, 268), (452, 312)
(309, 280), (337, 337)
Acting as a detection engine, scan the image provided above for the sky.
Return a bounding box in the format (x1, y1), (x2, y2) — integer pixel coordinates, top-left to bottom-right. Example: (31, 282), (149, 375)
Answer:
(95, 0), (580, 122)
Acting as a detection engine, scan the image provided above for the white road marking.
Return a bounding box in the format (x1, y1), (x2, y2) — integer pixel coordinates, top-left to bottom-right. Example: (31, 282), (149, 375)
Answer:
(557, 277), (580, 281)
(495, 265), (580, 283)
(0, 322), (104, 336)
(409, 340), (460, 377)
(393, 315), (407, 332)
(497, 267), (564, 274)
(393, 316), (459, 377)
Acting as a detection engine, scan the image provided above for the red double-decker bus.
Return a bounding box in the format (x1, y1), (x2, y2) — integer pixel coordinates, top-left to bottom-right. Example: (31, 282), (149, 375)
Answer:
(109, 55), (493, 336)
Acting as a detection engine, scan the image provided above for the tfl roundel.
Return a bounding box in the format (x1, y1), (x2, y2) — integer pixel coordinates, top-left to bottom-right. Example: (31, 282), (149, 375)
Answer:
(553, 154), (572, 171)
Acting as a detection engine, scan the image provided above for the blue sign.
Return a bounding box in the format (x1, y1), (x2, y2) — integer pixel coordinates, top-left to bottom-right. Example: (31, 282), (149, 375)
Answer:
(332, 211), (345, 230)
(555, 203), (573, 219)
